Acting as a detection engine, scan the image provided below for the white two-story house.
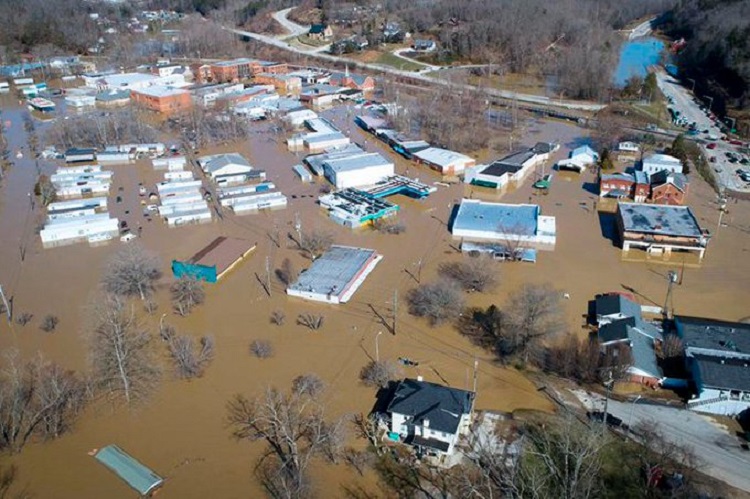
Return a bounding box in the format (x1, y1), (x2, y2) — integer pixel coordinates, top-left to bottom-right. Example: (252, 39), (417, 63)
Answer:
(385, 377), (474, 456)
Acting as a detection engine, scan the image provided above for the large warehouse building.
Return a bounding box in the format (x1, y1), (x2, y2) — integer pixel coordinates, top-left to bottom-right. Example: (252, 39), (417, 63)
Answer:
(287, 246), (383, 304)
(451, 199), (556, 248)
(322, 152), (394, 189)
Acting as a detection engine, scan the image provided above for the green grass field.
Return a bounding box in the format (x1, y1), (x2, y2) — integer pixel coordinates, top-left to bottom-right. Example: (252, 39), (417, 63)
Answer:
(375, 52), (426, 72)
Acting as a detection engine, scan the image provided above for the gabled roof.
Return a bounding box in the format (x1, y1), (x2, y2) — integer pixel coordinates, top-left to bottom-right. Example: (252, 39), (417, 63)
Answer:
(677, 316), (750, 355)
(629, 329), (663, 379)
(692, 354), (750, 392)
(571, 145), (598, 159)
(309, 24), (329, 34)
(387, 378), (474, 434)
(651, 171), (688, 192)
(199, 153), (251, 174)
(595, 294), (641, 318)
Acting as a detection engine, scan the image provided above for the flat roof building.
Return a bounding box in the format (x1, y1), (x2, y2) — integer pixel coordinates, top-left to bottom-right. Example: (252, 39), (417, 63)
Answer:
(286, 245), (382, 304)
(616, 202), (709, 259)
(412, 147), (475, 176)
(172, 237), (256, 283)
(323, 152), (394, 189)
(452, 199), (556, 248)
(465, 147), (550, 190)
(131, 86), (192, 114)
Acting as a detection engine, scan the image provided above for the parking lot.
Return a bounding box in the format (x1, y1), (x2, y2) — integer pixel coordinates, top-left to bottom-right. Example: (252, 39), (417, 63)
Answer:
(655, 69), (750, 193)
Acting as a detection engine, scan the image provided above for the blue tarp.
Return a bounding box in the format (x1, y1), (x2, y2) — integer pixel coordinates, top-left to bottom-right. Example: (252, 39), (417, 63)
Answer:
(94, 445), (164, 496)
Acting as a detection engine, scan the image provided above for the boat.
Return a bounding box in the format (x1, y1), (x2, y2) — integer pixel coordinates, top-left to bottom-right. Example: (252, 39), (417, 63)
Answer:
(533, 174), (553, 190)
(27, 97), (56, 113)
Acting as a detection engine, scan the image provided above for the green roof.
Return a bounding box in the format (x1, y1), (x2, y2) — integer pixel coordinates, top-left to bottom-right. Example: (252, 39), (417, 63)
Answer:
(94, 445), (164, 496)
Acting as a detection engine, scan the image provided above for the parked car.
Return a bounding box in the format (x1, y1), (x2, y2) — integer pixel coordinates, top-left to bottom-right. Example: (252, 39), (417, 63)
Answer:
(730, 139), (743, 146)
(139, 185), (147, 196)
(707, 143), (717, 149)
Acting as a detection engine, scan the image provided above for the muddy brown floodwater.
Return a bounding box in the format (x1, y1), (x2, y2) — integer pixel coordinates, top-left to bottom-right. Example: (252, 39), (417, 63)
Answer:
(0, 99), (749, 498)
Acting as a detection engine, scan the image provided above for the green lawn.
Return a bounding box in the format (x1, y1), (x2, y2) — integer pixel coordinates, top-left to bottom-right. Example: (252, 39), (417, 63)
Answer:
(375, 52), (426, 72)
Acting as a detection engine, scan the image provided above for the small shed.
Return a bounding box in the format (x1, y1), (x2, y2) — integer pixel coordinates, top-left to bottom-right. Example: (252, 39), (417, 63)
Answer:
(93, 445), (163, 496)
(293, 164), (313, 183)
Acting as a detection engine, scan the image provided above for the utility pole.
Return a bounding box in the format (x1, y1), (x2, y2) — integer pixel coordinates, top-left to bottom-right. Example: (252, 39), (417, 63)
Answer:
(0, 284), (10, 323)
(392, 289), (398, 335)
(664, 270), (678, 319)
(472, 358), (479, 393)
(375, 331), (382, 363)
(265, 256), (271, 297)
(294, 212), (302, 244)
(602, 370), (614, 430)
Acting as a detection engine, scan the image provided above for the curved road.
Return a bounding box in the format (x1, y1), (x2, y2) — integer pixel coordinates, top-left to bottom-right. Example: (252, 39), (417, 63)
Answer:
(271, 7), (309, 38)
(225, 22), (606, 112)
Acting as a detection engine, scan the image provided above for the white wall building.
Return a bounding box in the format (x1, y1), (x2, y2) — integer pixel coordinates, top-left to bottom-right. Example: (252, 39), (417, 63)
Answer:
(323, 152), (394, 189)
(386, 377), (474, 456)
(198, 153), (253, 183)
(452, 199), (556, 248)
(413, 147), (475, 176)
(641, 153), (683, 178)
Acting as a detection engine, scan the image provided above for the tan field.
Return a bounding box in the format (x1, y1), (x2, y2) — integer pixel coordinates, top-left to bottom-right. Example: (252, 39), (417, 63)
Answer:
(1, 101), (749, 497)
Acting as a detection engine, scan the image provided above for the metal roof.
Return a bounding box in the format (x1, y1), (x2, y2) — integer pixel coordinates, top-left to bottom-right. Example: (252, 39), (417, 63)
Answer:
(324, 152), (392, 173)
(94, 445), (163, 496)
(453, 200), (538, 236)
(288, 246), (378, 298)
(413, 147), (473, 169)
(596, 294), (641, 318)
(617, 202), (702, 238)
(386, 378), (474, 434)
(198, 153), (251, 174)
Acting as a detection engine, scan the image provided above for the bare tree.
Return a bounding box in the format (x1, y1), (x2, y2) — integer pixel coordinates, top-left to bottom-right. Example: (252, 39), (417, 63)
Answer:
(407, 279), (465, 325)
(170, 276), (205, 316)
(33, 175), (56, 207)
(0, 352), (85, 453)
(250, 340), (274, 359)
(517, 414), (607, 499)
(14, 313), (32, 327)
(270, 310), (286, 326)
(297, 313), (324, 331)
(373, 218), (406, 235)
(39, 315), (58, 333)
(438, 258), (498, 292)
(101, 244), (161, 301)
(359, 360), (401, 389)
(297, 229), (333, 260)
(166, 334), (215, 379)
(227, 380), (344, 498)
(660, 334), (685, 359)
(502, 283), (564, 363)
(344, 448), (373, 476)
(88, 295), (160, 404)
(275, 258), (298, 286)
(292, 374), (325, 397)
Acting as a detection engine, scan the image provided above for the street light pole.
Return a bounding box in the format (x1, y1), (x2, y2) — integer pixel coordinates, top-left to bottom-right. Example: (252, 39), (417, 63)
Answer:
(706, 95), (714, 113)
(628, 395), (642, 429)
(687, 78), (695, 93)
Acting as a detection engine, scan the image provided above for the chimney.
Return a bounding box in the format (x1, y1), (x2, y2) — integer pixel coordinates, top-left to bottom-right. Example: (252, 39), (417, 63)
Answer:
(417, 375), (423, 382)
(423, 418), (430, 429)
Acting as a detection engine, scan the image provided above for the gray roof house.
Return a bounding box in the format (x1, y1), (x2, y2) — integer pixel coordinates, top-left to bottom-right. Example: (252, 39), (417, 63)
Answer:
(386, 377), (474, 456)
(675, 316), (750, 415)
(594, 293), (664, 386)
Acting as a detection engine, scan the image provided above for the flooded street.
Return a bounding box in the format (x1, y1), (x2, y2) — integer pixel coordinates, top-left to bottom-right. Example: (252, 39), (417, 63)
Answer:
(0, 98), (749, 497)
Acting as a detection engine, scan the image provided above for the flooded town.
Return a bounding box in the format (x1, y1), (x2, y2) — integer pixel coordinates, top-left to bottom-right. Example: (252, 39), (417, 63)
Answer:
(0, 1), (750, 498)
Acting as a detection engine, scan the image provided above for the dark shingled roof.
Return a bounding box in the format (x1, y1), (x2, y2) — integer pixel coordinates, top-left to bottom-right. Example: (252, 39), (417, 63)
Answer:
(404, 434), (450, 452)
(598, 317), (637, 343)
(386, 379), (474, 435)
(677, 316), (750, 355)
(595, 294), (642, 318)
(692, 354), (750, 392)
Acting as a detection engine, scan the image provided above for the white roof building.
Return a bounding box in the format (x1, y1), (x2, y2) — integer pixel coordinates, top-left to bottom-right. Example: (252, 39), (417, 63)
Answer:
(641, 153), (683, 178)
(198, 153), (253, 181)
(557, 145), (599, 173)
(412, 147), (475, 176)
(323, 152), (395, 189)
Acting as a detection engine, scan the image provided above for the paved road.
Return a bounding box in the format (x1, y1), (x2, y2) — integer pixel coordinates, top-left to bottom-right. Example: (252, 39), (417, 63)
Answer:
(271, 8), (308, 38)
(225, 23), (606, 112)
(574, 390), (750, 492)
(654, 68), (749, 193)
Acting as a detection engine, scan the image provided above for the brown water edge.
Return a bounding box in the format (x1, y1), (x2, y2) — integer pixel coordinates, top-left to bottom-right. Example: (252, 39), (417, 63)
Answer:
(0, 101), (748, 497)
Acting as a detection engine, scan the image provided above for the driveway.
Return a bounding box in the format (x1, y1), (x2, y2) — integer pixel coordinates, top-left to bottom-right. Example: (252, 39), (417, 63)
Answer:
(271, 8), (309, 38)
(572, 389), (750, 492)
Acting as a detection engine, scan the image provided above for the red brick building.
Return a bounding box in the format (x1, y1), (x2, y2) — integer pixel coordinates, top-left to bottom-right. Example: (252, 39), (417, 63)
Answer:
(131, 86), (192, 114)
(600, 171), (689, 205)
(329, 70), (375, 92)
(209, 59), (288, 83)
